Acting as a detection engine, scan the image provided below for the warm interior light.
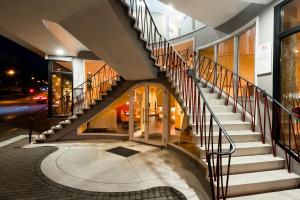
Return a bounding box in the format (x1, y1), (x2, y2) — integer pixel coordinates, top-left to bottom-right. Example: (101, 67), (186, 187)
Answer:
(171, 106), (176, 112)
(6, 69), (15, 76)
(126, 101), (129, 105)
(31, 77), (35, 80)
(55, 49), (64, 55)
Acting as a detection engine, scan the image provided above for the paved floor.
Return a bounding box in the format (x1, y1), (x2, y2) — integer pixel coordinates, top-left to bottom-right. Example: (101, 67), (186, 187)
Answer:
(0, 136), (210, 200)
(33, 140), (208, 200)
(0, 138), (189, 200)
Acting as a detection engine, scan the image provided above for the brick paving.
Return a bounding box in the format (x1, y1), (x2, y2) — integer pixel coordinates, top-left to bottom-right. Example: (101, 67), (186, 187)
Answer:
(0, 138), (187, 200)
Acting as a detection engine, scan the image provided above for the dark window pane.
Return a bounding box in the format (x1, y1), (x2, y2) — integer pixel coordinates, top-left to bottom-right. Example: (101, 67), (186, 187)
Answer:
(281, 0), (300, 32)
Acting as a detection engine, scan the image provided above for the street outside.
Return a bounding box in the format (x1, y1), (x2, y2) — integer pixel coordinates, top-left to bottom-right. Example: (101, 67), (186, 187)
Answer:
(0, 97), (47, 121)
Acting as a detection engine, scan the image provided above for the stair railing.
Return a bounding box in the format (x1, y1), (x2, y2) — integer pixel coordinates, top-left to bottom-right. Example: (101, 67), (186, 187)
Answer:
(182, 49), (300, 171)
(123, 0), (236, 199)
(28, 64), (118, 142)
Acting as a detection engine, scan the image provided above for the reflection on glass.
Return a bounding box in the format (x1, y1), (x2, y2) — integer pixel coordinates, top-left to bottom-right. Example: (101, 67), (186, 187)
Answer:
(52, 73), (72, 116)
(281, 0), (300, 32)
(200, 46), (214, 60)
(200, 46), (215, 84)
(238, 27), (255, 97)
(169, 94), (183, 143)
(218, 38), (234, 70)
(280, 32), (300, 112)
(53, 61), (72, 72)
(217, 38), (234, 96)
(148, 84), (163, 142)
(133, 86), (146, 139)
(78, 92), (130, 135)
(280, 31), (300, 153)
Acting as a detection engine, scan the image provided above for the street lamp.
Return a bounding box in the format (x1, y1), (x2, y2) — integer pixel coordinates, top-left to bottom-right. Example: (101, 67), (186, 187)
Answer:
(6, 69), (15, 76)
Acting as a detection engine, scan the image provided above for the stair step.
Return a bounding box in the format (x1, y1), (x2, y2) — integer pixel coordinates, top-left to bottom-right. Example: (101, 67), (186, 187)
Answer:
(227, 188), (300, 200)
(59, 120), (71, 125)
(202, 154), (284, 175)
(203, 92), (219, 99)
(51, 125), (62, 130)
(197, 142), (272, 158)
(68, 115), (77, 120)
(211, 105), (233, 112)
(218, 169), (300, 197)
(192, 120), (252, 131)
(193, 130), (261, 144)
(190, 112), (241, 122)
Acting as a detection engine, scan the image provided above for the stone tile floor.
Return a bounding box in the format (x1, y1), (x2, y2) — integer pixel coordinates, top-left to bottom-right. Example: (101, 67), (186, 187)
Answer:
(0, 138), (187, 200)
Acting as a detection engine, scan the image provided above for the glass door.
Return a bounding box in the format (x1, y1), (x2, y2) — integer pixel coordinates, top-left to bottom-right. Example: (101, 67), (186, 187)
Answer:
(147, 84), (164, 143)
(130, 83), (166, 146)
(132, 85), (146, 141)
(49, 60), (73, 117)
(51, 72), (73, 116)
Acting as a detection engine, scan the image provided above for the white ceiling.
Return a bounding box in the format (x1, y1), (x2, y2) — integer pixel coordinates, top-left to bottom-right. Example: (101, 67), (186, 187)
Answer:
(159, 0), (273, 27)
(0, 0), (100, 56)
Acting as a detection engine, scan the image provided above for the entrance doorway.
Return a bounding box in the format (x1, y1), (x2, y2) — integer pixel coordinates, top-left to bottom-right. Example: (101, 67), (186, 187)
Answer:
(130, 83), (168, 146)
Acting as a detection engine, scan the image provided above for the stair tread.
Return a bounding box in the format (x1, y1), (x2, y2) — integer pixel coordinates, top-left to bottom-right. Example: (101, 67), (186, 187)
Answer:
(227, 188), (300, 200)
(197, 142), (271, 150)
(193, 130), (261, 137)
(220, 169), (300, 187)
(203, 154), (284, 165)
(192, 120), (251, 126)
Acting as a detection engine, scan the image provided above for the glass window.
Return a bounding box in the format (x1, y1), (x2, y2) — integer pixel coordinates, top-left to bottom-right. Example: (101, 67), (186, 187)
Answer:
(238, 27), (256, 83)
(53, 61), (72, 72)
(280, 32), (300, 111)
(200, 46), (214, 60)
(217, 38), (234, 71)
(281, 0), (300, 32)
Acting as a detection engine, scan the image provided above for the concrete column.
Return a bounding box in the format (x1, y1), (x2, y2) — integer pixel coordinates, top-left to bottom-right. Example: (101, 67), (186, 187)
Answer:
(72, 58), (85, 88)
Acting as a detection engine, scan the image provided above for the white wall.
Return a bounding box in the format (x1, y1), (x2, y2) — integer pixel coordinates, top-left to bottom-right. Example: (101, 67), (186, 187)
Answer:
(256, 0), (282, 95)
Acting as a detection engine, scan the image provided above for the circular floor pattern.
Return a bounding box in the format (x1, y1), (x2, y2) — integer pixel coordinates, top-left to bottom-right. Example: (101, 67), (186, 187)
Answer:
(0, 138), (188, 200)
(34, 140), (208, 200)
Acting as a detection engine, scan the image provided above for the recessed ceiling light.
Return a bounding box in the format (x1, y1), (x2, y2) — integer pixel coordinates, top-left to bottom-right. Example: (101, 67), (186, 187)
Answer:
(55, 49), (64, 55)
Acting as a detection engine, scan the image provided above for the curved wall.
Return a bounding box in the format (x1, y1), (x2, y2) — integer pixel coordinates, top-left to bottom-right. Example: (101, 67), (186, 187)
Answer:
(169, 0), (282, 96)
(170, 4), (267, 48)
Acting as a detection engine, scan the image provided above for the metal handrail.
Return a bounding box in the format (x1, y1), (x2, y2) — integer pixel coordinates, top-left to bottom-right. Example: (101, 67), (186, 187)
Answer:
(184, 49), (300, 121)
(182, 48), (300, 169)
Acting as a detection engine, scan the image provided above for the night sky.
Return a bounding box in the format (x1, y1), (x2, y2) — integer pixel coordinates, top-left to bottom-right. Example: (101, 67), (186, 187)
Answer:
(0, 35), (47, 96)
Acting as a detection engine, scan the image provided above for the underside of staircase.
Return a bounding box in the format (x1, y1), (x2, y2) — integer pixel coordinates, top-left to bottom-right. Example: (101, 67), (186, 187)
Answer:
(35, 0), (300, 199)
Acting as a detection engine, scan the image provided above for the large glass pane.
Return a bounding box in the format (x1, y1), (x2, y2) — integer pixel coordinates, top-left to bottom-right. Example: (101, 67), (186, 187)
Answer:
(281, 0), (300, 32)
(199, 46), (215, 84)
(238, 27), (256, 99)
(133, 86), (146, 139)
(217, 38), (234, 96)
(77, 91), (130, 135)
(217, 38), (234, 70)
(280, 31), (300, 153)
(238, 27), (255, 83)
(200, 46), (214, 60)
(280, 32), (300, 111)
(53, 61), (72, 72)
(51, 73), (72, 116)
(148, 84), (163, 143)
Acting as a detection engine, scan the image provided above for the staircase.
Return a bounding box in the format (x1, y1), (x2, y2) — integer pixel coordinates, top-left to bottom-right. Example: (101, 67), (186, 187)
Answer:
(32, 64), (129, 142)
(118, 0), (300, 199)
(30, 0), (300, 199)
